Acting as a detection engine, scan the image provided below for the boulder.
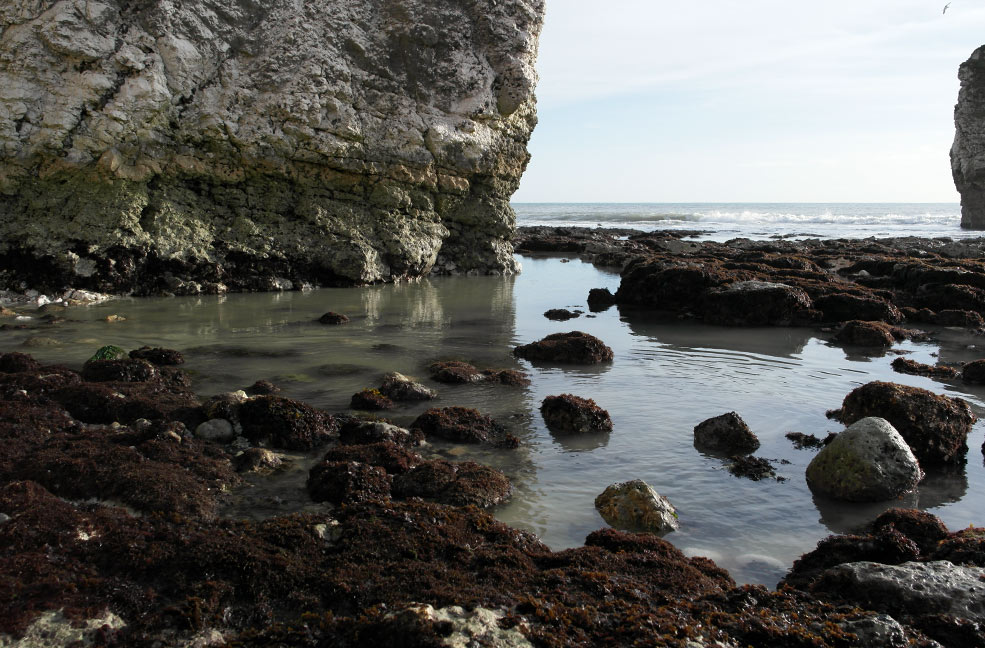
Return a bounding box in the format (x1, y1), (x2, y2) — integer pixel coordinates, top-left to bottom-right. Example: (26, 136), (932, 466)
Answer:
(806, 417), (922, 502)
(833, 320), (898, 347)
(813, 561), (985, 624)
(379, 372), (436, 401)
(411, 407), (499, 443)
(540, 394), (613, 434)
(833, 381), (975, 466)
(594, 479), (679, 534)
(513, 331), (614, 364)
(0, 0), (545, 293)
(701, 280), (814, 326)
(693, 412), (759, 454)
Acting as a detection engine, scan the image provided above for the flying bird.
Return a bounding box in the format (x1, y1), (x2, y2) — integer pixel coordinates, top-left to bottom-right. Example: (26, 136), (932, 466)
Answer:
(944, 2), (951, 13)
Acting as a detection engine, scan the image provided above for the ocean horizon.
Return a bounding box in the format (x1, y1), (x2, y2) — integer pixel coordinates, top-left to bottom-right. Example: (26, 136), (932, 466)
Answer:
(512, 201), (971, 242)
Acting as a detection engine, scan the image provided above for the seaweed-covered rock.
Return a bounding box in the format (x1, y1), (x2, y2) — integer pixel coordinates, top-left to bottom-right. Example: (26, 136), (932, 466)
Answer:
(307, 461), (392, 505)
(587, 287), (616, 311)
(814, 293), (903, 324)
(428, 361), (484, 384)
(891, 357), (959, 379)
(702, 280), (814, 326)
(233, 448), (284, 473)
(693, 411), (759, 455)
(962, 359), (985, 384)
(540, 394), (612, 434)
(239, 396), (336, 450)
(350, 388), (394, 411)
(781, 530), (921, 591)
(929, 527), (985, 567)
(379, 372), (436, 401)
(806, 417), (922, 502)
(513, 331), (614, 364)
(87, 345), (128, 362)
(318, 312), (350, 325)
(338, 420), (424, 448)
(482, 369), (531, 386)
(543, 308), (580, 321)
(322, 441), (421, 475)
(935, 309), (985, 327)
(129, 346), (185, 366)
(726, 455), (779, 481)
(391, 460), (512, 508)
(411, 407), (499, 443)
(594, 479), (679, 534)
(871, 509), (950, 555)
(0, 352), (41, 373)
(81, 358), (159, 383)
(833, 381), (975, 466)
(245, 380), (280, 395)
(833, 320), (899, 347)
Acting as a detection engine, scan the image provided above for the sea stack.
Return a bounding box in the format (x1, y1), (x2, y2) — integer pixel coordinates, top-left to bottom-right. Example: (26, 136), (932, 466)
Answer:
(952, 44), (985, 229)
(0, 0), (544, 294)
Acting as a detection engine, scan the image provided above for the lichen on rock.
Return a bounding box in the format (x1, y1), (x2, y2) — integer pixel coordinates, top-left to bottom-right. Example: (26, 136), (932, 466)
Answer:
(0, 0), (545, 294)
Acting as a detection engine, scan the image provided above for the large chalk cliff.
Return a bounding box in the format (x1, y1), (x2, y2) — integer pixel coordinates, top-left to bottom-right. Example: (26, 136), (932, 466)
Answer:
(0, 0), (543, 294)
(953, 45), (985, 229)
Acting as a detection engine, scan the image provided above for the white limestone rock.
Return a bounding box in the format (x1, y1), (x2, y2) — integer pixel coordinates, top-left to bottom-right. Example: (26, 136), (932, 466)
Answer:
(0, 0), (544, 293)
(806, 417), (922, 502)
(594, 479), (680, 534)
(953, 45), (985, 229)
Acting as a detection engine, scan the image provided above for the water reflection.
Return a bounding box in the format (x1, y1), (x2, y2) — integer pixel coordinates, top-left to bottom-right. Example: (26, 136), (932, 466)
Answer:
(622, 316), (816, 360)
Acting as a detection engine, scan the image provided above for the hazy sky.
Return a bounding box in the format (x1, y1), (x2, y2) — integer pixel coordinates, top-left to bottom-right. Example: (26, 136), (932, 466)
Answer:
(512, 1), (985, 203)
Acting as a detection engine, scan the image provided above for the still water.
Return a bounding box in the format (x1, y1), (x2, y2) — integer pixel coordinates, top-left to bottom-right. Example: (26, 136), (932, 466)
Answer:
(5, 255), (985, 586)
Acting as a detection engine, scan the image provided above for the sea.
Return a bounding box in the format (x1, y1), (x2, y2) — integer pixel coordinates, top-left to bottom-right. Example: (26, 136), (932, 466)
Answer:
(4, 201), (985, 588)
(512, 202), (973, 241)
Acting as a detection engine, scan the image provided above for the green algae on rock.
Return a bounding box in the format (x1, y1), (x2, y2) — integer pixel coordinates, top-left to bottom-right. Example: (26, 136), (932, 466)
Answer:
(0, 0), (545, 294)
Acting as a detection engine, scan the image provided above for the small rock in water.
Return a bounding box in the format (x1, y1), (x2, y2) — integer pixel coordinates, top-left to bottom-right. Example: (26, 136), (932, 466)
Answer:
(245, 379), (280, 395)
(540, 394), (612, 434)
(105, 314), (126, 323)
(129, 346), (185, 366)
(594, 479), (679, 534)
(338, 420), (424, 447)
(833, 320), (899, 347)
(87, 344), (127, 361)
(379, 372), (436, 401)
(785, 431), (834, 450)
(543, 308), (581, 321)
(693, 412), (759, 455)
(22, 336), (61, 347)
(350, 388), (394, 411)
(586, 287), (616, 312)
(318, 311), (350, 324)
(513, 331), (614, 364)
(806, 417), (922, 502)
(428, 360), (483, 384)
(411, 406), (498, 443)
(726, 455), (783, 481)
(891, 357), (959, 379)
(961, 359), (985, 384)
(233, 448), (284, 473)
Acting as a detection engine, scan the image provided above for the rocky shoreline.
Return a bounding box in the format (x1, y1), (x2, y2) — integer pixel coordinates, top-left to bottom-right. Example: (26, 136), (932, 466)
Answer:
(4, 228), (985, 646)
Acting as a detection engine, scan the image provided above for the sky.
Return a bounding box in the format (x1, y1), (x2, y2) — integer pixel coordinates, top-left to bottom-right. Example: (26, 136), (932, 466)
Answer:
(512, 0), (985, 203)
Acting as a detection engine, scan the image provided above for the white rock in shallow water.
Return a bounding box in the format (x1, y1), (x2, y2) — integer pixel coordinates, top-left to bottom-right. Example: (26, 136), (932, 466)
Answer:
(806, 417), (922, 502)
(194, 418), (236, 442)
(594, 479), (679, 534)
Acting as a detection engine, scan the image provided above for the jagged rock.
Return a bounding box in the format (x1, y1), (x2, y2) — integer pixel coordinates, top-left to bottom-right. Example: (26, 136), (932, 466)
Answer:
(540, 394), (612, 435)
(513, 331), (614, 364)
(0, 0), (545, 294)
(813, 561), (985, 624)
(832, 381), (975, 466)
(953, 45), (985, 229)
(693, 412), (759, 455)
(806, 417), (922, 502)
(594, 479), (679, 534)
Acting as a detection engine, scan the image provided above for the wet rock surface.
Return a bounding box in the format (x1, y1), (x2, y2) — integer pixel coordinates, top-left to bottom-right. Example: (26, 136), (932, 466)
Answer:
(411, 407), (504, 444)
(428, 360), (530, 386)
(830, 381), (976, 466)
(594, 479), (680, 534)
(891, 357), (960, 379)
(693, 412), (759, 455)
(540, 394), (613, 435)
(806, 417), (923, 502)
(513, 331), (614, 364)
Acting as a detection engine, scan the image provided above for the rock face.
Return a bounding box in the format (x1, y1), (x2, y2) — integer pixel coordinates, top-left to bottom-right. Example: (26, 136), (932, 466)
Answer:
(953, 45), (985, 229)
(805, 417), (922, 502)
(0, 0), (544, 294)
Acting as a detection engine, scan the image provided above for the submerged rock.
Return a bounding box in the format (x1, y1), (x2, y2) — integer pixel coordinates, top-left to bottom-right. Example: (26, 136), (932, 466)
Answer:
(806, 417), (922, 502)
(540, 394), (613, 434)
(832, 381), (975, 466)
(318, 312), (350, 325)
(0, 0), (545, 293)
(594, 479), (680, 534)
(693, 412), (759, 455)
(513, 331), (614, 364)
